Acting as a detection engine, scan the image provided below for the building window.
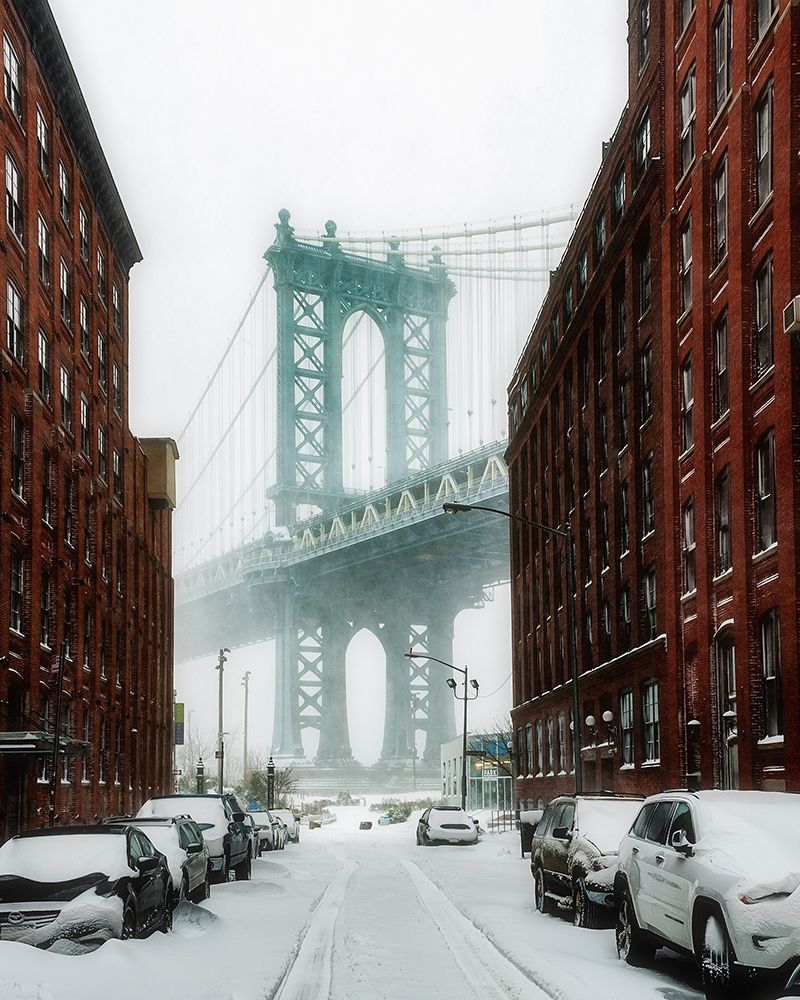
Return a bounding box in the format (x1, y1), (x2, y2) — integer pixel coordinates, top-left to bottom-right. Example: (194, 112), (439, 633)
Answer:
(755, 84), (773, 209)
(546, 717), (555, 774)
(112, 283), (121, 331)
(5, 154), (22, 243)
(112, 362), (122, 416)
(113, 450), (122, 502)
(621, 587), (632, 647)
(642, 454), (655, 536)
(680, 354), (693, 452)
(557, 711), (567, 772)
(60, 365), (72, 432)
(754, 256), (773, 378)
(755, 429), (777, 551)
(79, 297), (90, 360)
(80, 394), (90, 457)
(81, 710), (90, 782)
(638, 0), (650, 70)
(114, 723), (122, 784)
(633, 109), (651, 185)
(37, 215), (51, 290)
(620, 480), (630, 554)
(63, 476), (73, 547)
(10, 410), (24, 498)
(576, 249), (588, 299)
(679, 215), (692, 314)
(599, 407), (608, 472)
(713, 312), (729, 418)
(98, 426), (107, 481)
(645, 566), (657, 639)
(59, 258), (71, 327)
(97, 247), (106, 303)
(42, 451), (52, 526)
(760, 609), (781, 738)
(716, 467), (731, 574)
(683, 497), (696, 594)
(98, 333), (107, 393)
(9, 550), (22, 633)
(563, 283), (573, 327)
(679, 67), (697, 176)
(679, 0), (695, 32)
(79, 204), (90, 263)
(620, 689), (634, 765)
(612, 166), (625, 230)
(600, 503), (610, 571)
(58, 161), (71, 225)
(637, 241), (652, 318)
(38, 330), (51, 405)
(525, 722), (533, 775)
(640, 342), (653, 422)
(82, 608), (91, 671)
(612, 271), (626, 351)
(714, 1), (732, 113)
(3, 34), (22, 120)
(35, 107), (51, 181)
(98, 717), (107, 783)
(40, 572), (51, 648)
(594, 210), (606, 263)
(6, 280), (23, 364)
(715, 631), (737, 785)
(757, 0), (778, 38)
(549, 313), (559, 355)
(535, 720), (544, 775)
(642, 682), (660, 762)
(618, 377), (629, 446)
(713, 158), (727, 265)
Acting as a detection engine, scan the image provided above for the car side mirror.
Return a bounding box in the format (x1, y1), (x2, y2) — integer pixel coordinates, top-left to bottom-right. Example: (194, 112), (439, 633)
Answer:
(552, 826), (571, 841)
(231, 811), (245, 823)
(137, 855), (160, 873)
(186, 842), (203, 855)
(671, 829), (693, 856)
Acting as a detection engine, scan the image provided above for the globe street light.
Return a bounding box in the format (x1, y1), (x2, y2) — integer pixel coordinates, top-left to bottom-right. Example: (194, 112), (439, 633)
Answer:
(442, 501), (582, 795)
(404, 650), (479, 810)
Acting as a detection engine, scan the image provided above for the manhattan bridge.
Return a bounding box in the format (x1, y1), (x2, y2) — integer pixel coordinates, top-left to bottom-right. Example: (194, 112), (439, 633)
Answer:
(173, 206), (576, 787)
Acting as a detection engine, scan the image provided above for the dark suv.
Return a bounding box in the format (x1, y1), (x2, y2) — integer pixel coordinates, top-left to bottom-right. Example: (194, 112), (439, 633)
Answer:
(137, 794), (251, 883)
(531, 795), (643, 927)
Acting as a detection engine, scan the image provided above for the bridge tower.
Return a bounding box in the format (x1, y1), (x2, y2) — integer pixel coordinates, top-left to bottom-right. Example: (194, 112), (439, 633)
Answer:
(263, 211), (458, 766)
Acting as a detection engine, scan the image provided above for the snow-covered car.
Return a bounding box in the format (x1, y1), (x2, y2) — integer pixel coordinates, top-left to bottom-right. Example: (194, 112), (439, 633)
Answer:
(248, 810), (285, 852)
(104, 816), (210, 904)
(137, 794), (251, 883)
(272, 809), (300, 844)
(0, 825), (172, 952)
(416, 805), (479, 846)
(532, 795), (643, 927)
(615, 790), (800, 999)
(780, 963), (800, 998)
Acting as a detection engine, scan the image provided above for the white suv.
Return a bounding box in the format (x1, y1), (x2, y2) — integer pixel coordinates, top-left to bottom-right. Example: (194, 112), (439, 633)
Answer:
(615, 790), (800, 999)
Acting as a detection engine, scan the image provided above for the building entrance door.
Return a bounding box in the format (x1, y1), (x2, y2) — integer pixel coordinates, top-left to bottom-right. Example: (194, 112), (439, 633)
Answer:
(716, 634), (739, 789)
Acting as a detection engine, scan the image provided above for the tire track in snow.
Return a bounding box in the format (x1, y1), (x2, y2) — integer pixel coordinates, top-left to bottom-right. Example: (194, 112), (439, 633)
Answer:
(400, 858), (558, 1000)
(271, 858), (356, 1000)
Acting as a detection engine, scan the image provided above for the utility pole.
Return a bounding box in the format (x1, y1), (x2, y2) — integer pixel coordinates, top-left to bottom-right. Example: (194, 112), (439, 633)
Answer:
(216, 647), (230, 792)
(242, 671), (251, 785)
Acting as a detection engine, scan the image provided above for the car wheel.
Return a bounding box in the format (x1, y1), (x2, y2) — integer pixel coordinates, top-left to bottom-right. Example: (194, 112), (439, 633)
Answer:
(615, 888), (654, 966)
(573, 877), (602, 929)
(159, 888), (173, 933)
(234, 850), (252, 881)
(534, 866), (554, 916)
(121, 903), (137, 940)
(701, 914), (737, 1000)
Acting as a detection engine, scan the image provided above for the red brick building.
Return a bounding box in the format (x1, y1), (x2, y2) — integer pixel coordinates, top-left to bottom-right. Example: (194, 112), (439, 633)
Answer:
(507, 0), (800, 808)
(0, 0), (177, 840)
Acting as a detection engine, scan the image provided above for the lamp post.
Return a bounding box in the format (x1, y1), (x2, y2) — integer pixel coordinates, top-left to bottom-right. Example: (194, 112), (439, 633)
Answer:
(216, 647), (230, 792)
(242, 671), (251, 784)
(442, 501), (582, 795)
(404, 650), (479, 811)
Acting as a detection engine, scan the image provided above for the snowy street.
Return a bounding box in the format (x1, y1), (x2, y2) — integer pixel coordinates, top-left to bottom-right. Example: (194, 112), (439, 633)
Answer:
(0, 807), (706, 1000)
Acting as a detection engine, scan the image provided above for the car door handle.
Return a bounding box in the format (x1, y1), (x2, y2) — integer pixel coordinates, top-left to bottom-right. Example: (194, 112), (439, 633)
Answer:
(655, 854), (665, 865)
(631, 846), (639, 855)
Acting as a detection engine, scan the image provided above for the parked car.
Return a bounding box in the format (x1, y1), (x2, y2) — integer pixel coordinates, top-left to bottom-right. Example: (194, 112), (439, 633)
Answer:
(0, 825), (171, 951)
(104, 816), (210, 905)
(615, 790), (800, 999)
(532, 795), (643, 927)
(780, 963), (800, 998)
(416, 805), (478, 846)
(272, 808), (300, 844)
(248, 810), (285, 852)
(137, 794), (251, 883)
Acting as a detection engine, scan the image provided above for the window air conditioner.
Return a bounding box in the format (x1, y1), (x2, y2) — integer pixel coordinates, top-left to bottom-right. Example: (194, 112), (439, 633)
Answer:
(783, 296), (800, 334)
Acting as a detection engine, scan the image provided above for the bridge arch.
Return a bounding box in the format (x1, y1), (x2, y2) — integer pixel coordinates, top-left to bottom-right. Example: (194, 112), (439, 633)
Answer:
(341, 310), (387, 492)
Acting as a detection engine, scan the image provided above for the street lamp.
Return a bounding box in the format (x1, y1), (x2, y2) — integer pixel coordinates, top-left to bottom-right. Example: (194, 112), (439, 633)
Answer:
(404, 649), (479, 811)
(442, 500), (582, 795)
(216, 647), (230, 792)
(242, 671), (251, 784)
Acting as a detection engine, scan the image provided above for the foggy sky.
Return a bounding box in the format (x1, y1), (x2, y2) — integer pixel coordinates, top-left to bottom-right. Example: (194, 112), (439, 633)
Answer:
(47, 1), (630, 764)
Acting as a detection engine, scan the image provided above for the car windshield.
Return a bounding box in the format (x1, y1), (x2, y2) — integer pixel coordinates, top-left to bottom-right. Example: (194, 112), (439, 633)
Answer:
(578, 799), (644, 853)
(0, 835), (130, 882)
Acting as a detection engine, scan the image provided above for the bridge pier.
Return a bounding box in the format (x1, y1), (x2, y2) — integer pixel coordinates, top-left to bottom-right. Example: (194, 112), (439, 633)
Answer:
(421, 606), (458, 763)
(315, 618), (354, 765)
(272, 580), (304, 759)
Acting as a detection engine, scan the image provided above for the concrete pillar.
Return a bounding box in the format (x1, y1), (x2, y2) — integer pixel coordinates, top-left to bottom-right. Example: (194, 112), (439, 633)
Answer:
(315, 619), (353, 764)
(272, 582), (304, 758)
(379, 619), (414, 763)
(423, 607), (457, 762)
